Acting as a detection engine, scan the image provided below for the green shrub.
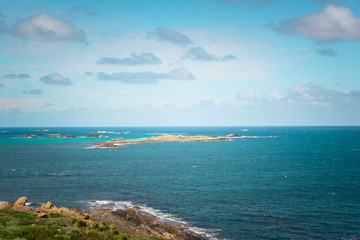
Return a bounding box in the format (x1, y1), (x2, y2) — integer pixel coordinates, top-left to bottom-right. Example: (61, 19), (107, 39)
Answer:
(0, 216), (8, 227)
(50, 213), (63, 218)
(75, 220), (87, 228)
(15, 226), (56, 240)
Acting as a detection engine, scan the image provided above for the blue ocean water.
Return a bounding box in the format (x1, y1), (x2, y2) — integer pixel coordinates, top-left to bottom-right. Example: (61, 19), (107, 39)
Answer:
(0, 127), (359, 239)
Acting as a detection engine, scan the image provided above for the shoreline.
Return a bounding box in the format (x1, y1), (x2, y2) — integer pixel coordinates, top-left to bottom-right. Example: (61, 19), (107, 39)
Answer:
(0, 197), (210, 240)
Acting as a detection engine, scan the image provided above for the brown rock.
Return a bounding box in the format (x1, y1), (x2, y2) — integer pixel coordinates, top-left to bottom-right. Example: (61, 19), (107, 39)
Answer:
(125, 208), (136, 219)
(13, 205), (29, 212)
(13, 197), (27, 208)
(41, 201), (53, 210)
(37, 212), (50, 218)
(13, 197), (29, 212)
(0, 202), (13, 209)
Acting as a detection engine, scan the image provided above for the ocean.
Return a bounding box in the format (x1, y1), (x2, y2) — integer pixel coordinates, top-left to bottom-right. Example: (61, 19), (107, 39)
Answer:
(0, 126), (359, 239)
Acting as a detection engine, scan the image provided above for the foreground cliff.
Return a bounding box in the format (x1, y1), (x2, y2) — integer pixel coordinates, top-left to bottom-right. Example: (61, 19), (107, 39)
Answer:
(0, 197), (207, 240)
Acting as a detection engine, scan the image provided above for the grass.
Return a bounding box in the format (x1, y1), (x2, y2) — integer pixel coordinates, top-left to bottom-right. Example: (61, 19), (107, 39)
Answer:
(0, 209), (170, 240)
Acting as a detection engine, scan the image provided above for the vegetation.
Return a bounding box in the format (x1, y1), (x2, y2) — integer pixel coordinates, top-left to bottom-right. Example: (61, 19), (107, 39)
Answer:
(0, 209), (168, 240)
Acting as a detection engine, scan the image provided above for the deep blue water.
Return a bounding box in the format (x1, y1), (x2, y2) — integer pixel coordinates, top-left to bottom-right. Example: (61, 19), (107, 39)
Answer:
(0, 127), (359, 239)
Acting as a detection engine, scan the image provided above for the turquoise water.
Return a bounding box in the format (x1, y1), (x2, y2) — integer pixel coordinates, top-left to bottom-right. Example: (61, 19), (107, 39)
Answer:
(0, 127), (359, 239)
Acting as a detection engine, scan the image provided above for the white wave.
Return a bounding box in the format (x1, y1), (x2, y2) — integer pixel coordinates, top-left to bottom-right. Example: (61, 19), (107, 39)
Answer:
(36, 129), (49, 132)
(0, 201), (5, 205)
(0, 131), (10, 133)
(86, 200), (220, 239)
(241, 129), (249, 131)
(97, 131), (108, 133)
(84, 146), (97, 149)
(146, 132), (187, 136)
(113, 131), (130, 134)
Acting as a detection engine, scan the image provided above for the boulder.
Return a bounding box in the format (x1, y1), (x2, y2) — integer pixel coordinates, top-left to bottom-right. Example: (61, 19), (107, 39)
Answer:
(37, 212), (50, 218)
(13, 196), (27, 208)
(13, 197), (29, 212)
(41, 201), (53, 210)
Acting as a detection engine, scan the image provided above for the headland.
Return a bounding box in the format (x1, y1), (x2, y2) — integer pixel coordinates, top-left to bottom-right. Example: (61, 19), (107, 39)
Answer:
(0, 197), (208, 240)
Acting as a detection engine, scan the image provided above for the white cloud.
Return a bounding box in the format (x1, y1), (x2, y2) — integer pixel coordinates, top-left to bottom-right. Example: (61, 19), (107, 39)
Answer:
(237, 82), (360, 106)
(1, 73), (31, 79)
(97, 68), (195, 84)
(237, 90), (257, 100)
(97, 53), (161, 65)
(40, 73), (72, 85)
(262, 91), (286, 102)
(272, 5), (360, 43)
(11, 14), (86, 42)
(186, 46), (237, 61)
(316, 48), (337, 57)
(148, 27), (192, 46)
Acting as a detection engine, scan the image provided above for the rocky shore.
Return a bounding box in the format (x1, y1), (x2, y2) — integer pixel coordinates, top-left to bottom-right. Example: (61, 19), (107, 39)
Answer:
(0, 197), (208, 240)
(94, 134), (229, 148)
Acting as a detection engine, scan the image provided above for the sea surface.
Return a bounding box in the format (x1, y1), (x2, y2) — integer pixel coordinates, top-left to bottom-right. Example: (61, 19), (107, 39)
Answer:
(0, 126), (359, 239)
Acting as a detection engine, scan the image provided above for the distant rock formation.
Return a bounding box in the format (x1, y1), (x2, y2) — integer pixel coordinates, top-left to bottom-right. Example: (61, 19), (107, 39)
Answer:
(94, 134), (229, 148)
(226, 134), (242, 137)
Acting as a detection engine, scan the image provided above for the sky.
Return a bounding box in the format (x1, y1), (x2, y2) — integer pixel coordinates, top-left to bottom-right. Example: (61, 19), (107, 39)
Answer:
(0, 0), (360, 126)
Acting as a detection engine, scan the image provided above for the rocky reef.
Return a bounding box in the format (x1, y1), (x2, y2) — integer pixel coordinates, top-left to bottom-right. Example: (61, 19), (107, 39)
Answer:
(0, 197), (208, 240)
(94, 134), (229, 148)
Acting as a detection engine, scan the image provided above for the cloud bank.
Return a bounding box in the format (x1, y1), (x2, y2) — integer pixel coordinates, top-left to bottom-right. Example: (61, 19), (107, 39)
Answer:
(11, 14), (86, 42)
(237, 82), (360, 106)
(148, 27), (192, 46)
(97, 68), (195, 84)
(97, 53), (161, 65)
(271, 5), (360, 43)
(40, 73), (72, 85)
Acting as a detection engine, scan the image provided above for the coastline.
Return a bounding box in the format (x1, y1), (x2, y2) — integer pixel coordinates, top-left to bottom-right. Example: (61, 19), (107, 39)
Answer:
(0, 197), (209, 240)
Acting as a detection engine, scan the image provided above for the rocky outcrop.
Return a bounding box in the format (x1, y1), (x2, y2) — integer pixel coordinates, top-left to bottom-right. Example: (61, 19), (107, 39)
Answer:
(4, 197), (209, 240)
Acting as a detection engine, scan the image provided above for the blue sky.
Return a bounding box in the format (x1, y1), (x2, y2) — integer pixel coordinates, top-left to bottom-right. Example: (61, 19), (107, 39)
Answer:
(1, 0), (360, 126)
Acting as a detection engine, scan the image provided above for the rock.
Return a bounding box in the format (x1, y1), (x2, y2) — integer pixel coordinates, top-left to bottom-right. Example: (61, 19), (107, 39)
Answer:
(13, 205), (29, 212)
(13, 197), (29, 212)
(83, 213), (90, 219)
(0, 202), (13, 209)
(41, 201), (53, 210)
(226, 134), (241, 137)
(13, 197), (27, 208)
(125, 208), (136, 219)
(37, 212), (50, 218)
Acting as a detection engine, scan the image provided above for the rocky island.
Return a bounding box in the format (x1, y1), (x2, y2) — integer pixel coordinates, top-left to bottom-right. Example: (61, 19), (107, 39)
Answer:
(94, 134), (230, 148)
(0, 197), (207, 240)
